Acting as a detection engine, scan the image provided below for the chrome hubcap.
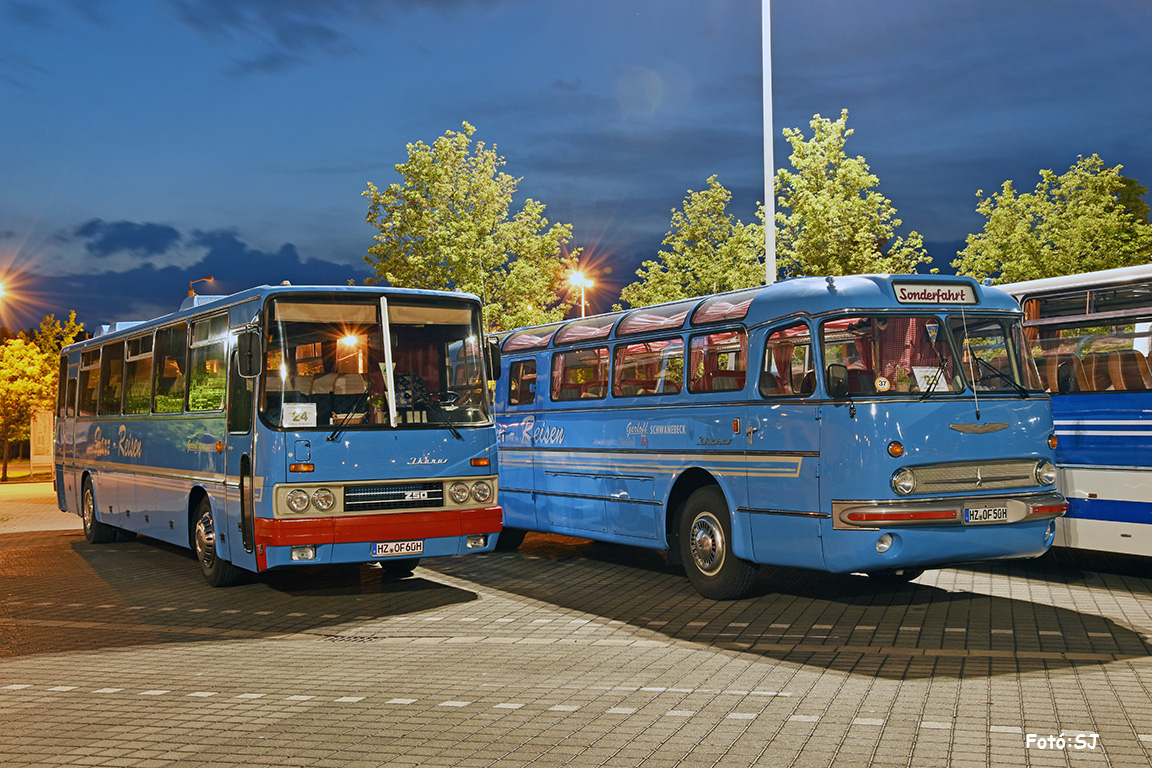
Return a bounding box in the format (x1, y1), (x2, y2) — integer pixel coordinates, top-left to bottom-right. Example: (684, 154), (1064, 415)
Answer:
(82, 489), (94, 532)
(195, 511), (216, 568)
(689, 512), (725, 576)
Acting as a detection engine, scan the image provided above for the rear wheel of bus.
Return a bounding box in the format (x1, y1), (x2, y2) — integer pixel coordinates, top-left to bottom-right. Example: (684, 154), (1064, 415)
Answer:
(679, 486), (758, 600)
(81, 477), (117, 544)
(192, 497), (242, 587)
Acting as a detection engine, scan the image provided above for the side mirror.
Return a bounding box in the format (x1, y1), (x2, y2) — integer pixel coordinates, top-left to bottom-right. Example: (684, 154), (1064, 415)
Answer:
(485, 336), (501, 381)
(827, 363), (849, 398)
(1056, 361), (1075, 394)
(236, 330), (262, 379)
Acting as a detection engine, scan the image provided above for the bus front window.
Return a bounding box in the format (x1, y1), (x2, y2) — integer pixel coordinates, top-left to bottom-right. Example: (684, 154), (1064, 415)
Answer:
(261, 297), (490, 430)
(821, 315), (963, 396)
(948, 316), (1044, 394)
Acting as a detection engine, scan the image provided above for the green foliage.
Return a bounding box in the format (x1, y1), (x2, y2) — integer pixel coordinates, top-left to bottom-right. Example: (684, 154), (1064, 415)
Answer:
(774, 110), (931, 278)
(618, 176), (765, 309)
(953, 155), (1152, 283)
(0, 337), (55, 480)
(30, 311), (84, 359)
(362, 122), (577, 331)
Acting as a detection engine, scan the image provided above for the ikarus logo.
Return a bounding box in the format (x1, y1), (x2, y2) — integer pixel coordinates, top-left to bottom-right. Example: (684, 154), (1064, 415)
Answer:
(408, 455), (449, 465)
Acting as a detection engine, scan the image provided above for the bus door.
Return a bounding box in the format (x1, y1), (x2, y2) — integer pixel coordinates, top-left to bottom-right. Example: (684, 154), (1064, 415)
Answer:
(744, 322), (824, 569)
(499, 356), (542, 530)
(224, 344), (258, 570)
(58, 360), (79, 511)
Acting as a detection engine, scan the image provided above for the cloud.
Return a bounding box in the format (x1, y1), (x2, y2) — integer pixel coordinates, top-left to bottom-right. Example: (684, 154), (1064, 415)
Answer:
(168, 0), (520, 76)
(74, 219), (182, 259)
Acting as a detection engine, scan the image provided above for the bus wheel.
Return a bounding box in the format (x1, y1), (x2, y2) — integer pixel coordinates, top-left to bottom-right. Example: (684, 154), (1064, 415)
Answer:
(380, 558), (420, 578)
(193, 498), (242, 588)
(679, 487), (758, 600)
(494, 528), (526, 551)
(81, 478), (116, 544)
(868, 568), (923, 584)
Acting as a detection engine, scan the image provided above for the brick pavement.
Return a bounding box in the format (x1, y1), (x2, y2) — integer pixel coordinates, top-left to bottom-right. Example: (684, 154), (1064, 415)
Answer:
(1, 484), (1151, 766)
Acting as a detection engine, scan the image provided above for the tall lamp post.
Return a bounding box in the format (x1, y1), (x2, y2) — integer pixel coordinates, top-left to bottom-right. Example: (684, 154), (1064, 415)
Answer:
(569, 271), (593, 318)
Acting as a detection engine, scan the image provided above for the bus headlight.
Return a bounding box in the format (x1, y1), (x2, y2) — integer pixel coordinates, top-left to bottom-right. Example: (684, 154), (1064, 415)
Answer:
(471, 480), (493, 503)
(449, 482), (470, 504)
(286, 489), (310, 512)
(1035, 460), (1057, 486)
(891, 468), (916, 496)
(312, 488), (336, 511)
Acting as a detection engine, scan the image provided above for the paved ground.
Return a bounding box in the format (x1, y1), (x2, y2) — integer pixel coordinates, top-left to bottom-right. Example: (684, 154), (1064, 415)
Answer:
(2, 482), (1152, 766)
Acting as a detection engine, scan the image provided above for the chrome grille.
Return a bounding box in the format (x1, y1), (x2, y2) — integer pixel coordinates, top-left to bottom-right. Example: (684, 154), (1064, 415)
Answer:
(344, 482), (443, 512)
(913, 460), (1038, 494)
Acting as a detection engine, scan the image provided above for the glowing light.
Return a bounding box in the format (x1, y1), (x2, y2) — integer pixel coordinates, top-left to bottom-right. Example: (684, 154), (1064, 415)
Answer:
(569, 271), (594, 317)
(341, 335), (359, 347)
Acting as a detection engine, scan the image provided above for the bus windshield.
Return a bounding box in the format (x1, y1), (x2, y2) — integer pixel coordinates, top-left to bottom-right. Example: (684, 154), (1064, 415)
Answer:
(262, 296), (489, 430)
(821, 315), (964, 395)
(949, 315), (1044, 394)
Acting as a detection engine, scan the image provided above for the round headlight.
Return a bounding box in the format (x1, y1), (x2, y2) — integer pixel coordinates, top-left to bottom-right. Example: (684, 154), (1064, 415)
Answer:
(471, 480), (493, 503)
(285, 489), (310, 512)
(1035, 460), (1057, 486)
(449, 481), (470, 504)
(891, 468), (916, 496)
(312, 488), (336, 511)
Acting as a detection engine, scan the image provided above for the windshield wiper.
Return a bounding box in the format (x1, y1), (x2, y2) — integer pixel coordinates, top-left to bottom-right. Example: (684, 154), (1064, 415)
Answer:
(972, 357), (1029, 398)
(918, 362), (949, 400)
(327, 389), (371, 442)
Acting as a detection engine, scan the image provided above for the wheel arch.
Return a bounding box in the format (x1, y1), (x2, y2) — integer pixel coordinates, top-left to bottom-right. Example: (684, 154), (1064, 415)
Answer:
(664, 467), (722, 566)
(186, 485), (212, 550)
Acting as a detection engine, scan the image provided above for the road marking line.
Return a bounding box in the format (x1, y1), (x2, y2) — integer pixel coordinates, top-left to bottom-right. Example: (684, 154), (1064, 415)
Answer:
(334, 697), (365, 703)
(235, 693), (265, 699)
(493, 703), (524, 709)
(727, 713), (757, 720)
(549, 705), (580, 711)
(386, 698), (416, 705)
(93, 688), (122, 693)
(606, 707), (636, 715)
(187, 692), (218, 697)
(439, 700), (471, 707)
(853, 718), (885, 726)
(139, 690), (170, 696)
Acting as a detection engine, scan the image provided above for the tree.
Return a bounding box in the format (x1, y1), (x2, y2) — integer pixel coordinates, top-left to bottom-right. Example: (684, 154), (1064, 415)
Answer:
(30, 311), (85, 359)
(953, 155), (1152, 283)
(618, 176), (765, 309)
(363, 122), (577, 331)
(774, 109), (930, 278)
(0, 338), (55, 481)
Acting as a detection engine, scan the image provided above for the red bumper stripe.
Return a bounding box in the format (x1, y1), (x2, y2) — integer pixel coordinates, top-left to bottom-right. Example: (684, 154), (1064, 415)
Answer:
(254, 506), (503, 548)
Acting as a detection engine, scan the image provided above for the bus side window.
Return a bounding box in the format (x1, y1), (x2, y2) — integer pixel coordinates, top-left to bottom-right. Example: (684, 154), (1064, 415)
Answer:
(99, 341), (125, 415)
(154, 323), (188, 413)
(551, 347), (608, 401)
(688, 330), (747, 394)
(508, 359), (536, 406)
(760, 323), (812, 397)
(124, 334), (154, 415)
(78, 349), (99, 416)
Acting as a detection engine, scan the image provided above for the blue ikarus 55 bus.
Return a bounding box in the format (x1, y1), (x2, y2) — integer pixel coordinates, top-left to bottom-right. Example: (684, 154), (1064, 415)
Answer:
(492, 274), (1066, 599)
(55, 284), (502, 586)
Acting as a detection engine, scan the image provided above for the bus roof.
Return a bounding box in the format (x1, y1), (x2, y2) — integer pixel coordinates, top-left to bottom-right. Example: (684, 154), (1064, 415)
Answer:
(72, 284), (483, 348)
(998, 263), (1152, 298)
(501, 274), (1021, 351)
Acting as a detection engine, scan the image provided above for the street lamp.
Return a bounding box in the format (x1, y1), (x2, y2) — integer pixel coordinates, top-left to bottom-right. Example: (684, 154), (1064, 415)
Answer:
(569, 271), (593, 318)
(188, 275), (215, 297)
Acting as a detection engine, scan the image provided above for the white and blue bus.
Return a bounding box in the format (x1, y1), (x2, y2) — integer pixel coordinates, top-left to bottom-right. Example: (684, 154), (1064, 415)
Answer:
(492, 274), (1066, 599)
(55, 285), (502, 586)
(1001, 264), (1152, 558)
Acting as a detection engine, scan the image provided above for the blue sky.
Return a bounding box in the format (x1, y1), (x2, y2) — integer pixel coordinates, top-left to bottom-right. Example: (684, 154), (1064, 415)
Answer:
(2, 0), (1150, 330)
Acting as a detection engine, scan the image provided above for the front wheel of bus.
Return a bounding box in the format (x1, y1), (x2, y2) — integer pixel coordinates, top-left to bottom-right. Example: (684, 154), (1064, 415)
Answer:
(679, 487), (758, 600)
(193, 498), (242, 588)
(380, 558), (420, 578)
(81, 478), (116, 544)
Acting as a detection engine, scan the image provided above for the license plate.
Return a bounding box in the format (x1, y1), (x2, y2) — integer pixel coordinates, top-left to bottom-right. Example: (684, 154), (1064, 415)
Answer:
(964, 506), (1008, 524)
(372, 540), (424, 557)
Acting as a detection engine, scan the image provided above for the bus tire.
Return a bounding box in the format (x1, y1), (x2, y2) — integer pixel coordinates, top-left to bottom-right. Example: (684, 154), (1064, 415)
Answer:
(380, 558), (420, 578)
(192, 497), (242, 588)
(494, 528), (526, 551)
(81, 478), (116, 544)
(678, 487), (758, 600)
(868, 568), (923, 584)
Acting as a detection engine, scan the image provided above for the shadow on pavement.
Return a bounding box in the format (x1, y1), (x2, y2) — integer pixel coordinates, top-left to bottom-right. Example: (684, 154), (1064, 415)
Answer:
(426, 532), (1152, 680)
(0, 531), (476, 659)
